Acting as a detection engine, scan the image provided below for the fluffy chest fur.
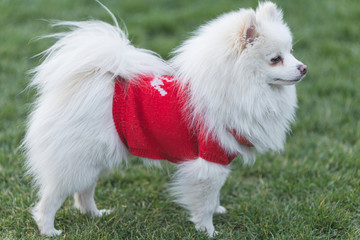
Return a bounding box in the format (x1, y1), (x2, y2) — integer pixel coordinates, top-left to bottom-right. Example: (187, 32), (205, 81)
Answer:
(178, 71), (297, 164)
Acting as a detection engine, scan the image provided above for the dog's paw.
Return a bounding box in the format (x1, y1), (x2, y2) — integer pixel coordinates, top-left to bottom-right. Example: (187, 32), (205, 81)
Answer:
(40, 228), (62, 237)
(214, 205), (227, 214)
(92, 209), (112, 217)
(195, 223), (217, 238)
(98, 209), (112, 216)
(33, 210), (62, 237)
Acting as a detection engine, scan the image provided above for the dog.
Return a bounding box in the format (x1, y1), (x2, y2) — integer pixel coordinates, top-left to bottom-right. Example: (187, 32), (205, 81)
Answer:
(23, 1), (307, 237)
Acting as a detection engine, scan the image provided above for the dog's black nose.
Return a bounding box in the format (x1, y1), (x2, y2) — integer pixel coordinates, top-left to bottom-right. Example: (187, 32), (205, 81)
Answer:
(297, 64), (307, 75)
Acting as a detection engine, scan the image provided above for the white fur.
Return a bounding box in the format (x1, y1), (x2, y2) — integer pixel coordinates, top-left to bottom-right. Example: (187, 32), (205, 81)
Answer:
(23, 19), (171, 236)
(170, 2), (303, 159)
(23, 1), (306, 237)
(170, 158), (230, 237)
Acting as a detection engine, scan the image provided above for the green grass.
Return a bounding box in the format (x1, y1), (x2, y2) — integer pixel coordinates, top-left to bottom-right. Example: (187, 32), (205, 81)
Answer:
(1, 0), (360, 239)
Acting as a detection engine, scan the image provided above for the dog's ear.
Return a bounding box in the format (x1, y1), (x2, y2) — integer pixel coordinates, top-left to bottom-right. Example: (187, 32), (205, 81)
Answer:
(241, 10), (258, 47)
(256, 1), (283, 22)
(244, 11), (257, 44)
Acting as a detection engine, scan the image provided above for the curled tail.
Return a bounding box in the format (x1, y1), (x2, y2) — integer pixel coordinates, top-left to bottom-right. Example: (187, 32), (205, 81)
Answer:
(30, 16), (172, 93)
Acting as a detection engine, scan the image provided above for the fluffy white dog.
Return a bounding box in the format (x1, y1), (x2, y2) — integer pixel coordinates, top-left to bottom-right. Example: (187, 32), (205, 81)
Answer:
(23, 1), (307, 237)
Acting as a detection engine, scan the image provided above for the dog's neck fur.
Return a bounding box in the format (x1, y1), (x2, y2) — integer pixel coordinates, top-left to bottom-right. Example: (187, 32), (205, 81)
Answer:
(172, 62), (297, 163)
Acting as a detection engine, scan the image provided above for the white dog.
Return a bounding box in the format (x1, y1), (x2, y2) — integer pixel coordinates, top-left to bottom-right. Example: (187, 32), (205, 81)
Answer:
(23, 1), (307, 237)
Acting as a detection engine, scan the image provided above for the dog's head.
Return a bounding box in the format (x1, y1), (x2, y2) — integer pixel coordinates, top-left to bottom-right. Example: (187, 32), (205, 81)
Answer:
(232, 1), (307, 85)
(172, 2), (307, 89)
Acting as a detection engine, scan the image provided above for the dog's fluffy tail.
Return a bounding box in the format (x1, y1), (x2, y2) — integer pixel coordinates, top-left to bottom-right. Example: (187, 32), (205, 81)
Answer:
(30, 18), (171, 93)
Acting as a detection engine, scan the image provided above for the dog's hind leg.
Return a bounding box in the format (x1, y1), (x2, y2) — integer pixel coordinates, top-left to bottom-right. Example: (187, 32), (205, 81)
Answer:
(74, 182), (111, 217)
(32, 189), (67, 236)
(170, 158), (230, 237)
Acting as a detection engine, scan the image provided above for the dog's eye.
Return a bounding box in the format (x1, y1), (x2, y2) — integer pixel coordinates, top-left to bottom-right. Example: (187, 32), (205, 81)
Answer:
(270, 56), (282, 64)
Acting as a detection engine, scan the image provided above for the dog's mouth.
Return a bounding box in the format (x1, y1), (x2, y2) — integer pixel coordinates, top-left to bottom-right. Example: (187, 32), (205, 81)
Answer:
(271, 77), (303, 86)
(275, 78), (300, 83)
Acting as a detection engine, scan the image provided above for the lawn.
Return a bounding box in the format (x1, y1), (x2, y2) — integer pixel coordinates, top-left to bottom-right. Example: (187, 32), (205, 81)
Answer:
(0, 0), (359, 239)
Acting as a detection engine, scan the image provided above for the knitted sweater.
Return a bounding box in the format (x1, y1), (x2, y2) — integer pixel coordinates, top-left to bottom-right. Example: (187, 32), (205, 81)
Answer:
(112, 75), (252, 165)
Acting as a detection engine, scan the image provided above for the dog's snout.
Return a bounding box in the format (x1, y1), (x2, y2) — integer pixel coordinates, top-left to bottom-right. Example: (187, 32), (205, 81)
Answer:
(297, 64), (307, 75)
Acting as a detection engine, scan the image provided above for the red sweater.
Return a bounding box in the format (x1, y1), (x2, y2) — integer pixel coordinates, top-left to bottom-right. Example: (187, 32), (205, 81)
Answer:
(112, 75), (252, 166)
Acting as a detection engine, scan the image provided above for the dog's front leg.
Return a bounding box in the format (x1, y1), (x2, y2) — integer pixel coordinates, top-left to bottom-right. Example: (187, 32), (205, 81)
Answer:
(170, 158), (230, 237)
